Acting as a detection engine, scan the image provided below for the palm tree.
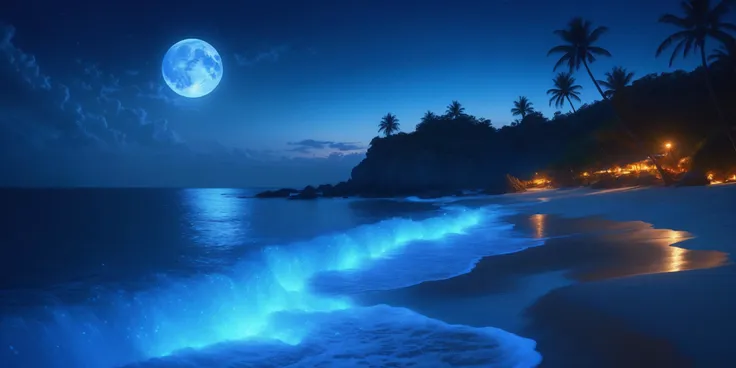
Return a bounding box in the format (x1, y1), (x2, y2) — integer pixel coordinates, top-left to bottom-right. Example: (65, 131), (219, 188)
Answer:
(548, 17), (612, 99)
(421, 110), (438, 123)
(511, 96), (534, 118)
(549, 17), (672, 184)
(445, 100), (465, 119)
(656, 0), (736, 152)
(445, 101), (465, 119)
(416, 110), (438, 130)
(378, 113), (400, 137)
(546, 72), (582, 112)
(597, 66), (635, 99)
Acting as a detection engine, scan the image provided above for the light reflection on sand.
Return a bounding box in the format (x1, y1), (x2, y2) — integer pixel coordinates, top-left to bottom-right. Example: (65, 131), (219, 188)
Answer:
(573, 225), (729, 281)
(656, 229), (728, 274)
(530, 214), (546, 239)
(666, 230), (688, 273)
(668, 246), (686, 272)
(510, 215), (730, 282)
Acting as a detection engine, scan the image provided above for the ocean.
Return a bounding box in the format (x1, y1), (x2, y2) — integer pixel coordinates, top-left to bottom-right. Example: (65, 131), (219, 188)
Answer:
(0, 188), (544, 368)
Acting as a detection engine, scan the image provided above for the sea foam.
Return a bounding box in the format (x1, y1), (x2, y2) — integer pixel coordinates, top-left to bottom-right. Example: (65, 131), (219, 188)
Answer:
(123, 305), (541, 368)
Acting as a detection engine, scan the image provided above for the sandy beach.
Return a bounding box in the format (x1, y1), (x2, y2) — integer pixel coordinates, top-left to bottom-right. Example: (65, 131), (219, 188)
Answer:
(358, 183), (736, 367)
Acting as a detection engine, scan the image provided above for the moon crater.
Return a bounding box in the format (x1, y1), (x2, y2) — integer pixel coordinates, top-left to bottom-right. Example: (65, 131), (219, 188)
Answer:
(162, 39), (223, 98)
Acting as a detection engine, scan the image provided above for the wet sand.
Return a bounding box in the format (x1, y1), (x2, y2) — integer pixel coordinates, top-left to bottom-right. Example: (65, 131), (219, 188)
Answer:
(529, 265), (736, 367)
(355, 214), (731, 367)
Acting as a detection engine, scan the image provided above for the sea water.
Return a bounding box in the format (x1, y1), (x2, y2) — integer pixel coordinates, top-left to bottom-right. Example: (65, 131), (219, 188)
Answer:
(0, 188), (544, 367)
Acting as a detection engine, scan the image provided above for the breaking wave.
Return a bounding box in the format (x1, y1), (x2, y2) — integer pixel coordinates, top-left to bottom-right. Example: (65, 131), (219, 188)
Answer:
(0, 205), (543, 368)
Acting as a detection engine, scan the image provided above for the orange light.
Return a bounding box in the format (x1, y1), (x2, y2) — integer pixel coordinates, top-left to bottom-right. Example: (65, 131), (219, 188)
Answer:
(665, 142), (672, 149)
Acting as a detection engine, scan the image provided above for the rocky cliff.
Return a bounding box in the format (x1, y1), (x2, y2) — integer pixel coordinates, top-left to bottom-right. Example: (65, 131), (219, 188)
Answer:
(349, 149), (524, 196)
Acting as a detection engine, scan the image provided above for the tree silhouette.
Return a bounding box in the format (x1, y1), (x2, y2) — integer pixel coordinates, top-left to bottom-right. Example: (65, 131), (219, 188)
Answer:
(349, 65), (736, 197)
(656, 0), (736, 152)
(378, 113), (400, 137)
(547, 72), (582, 112)
(422, 111), (438, 123)
(709, 38), (736, 74)
(511, 96), (535, 118)
(477, 117), (493, 127)
(549, 17), (672, 184)
(597, 66), (635, 99)
(445, 101), (465, 119)
(548, 17), (612, 99)
(416, 110), (439, 130)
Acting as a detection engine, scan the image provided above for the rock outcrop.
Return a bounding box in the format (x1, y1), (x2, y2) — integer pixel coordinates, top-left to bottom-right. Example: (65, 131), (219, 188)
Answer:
(255, 117), (556, 200)
(254, 188), (298, 198)
(345, 135), (540, 197)
(288, 185), (319, 200)
(255, 168), (531, 200)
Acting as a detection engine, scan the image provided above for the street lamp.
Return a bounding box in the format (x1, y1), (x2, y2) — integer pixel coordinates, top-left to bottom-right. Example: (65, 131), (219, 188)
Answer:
(664, 142), (673, 156)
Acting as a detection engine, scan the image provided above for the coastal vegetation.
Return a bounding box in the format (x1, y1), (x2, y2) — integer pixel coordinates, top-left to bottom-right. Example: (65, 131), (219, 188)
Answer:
(547, 72), (581, 112)
(378, 113), (400, 137)
(258, 0), (736, 199)
(655, 0), (736, 152)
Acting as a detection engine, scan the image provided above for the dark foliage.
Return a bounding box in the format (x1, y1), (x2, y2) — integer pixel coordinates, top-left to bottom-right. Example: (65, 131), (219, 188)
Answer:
(349, 67), (736, 195)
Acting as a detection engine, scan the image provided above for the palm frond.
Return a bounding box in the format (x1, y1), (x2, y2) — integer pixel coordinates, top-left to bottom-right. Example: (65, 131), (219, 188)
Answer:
(658, 14), (690, 27)
(588, 26), (609, 43)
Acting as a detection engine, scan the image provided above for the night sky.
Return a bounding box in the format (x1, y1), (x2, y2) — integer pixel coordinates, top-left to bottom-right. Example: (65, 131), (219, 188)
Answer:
(1, 0), (719, 187)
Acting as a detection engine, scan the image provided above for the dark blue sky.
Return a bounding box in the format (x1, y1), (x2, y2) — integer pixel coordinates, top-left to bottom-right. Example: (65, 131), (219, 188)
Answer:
(0, 0), (726, 186)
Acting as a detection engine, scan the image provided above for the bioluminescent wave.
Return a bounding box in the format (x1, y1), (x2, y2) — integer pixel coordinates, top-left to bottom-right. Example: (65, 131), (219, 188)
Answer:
(0, 205), (543, 368)
(125, 305), (542, 368)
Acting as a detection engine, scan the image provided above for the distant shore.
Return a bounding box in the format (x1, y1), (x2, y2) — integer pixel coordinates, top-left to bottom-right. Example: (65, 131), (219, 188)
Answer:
(358, 183), (736, 367)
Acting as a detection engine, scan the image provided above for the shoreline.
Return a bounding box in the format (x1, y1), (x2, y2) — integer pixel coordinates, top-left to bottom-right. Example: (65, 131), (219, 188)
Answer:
(357, 184), (736, 367)
(508, 183), (736, 251)
(516, 184), (736, 367)
(515, 184), (736, 367)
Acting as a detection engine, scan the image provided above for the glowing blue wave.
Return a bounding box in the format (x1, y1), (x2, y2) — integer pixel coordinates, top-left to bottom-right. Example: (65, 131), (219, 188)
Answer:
(138, 206), (486, 356)
(2, 206), (503, 367)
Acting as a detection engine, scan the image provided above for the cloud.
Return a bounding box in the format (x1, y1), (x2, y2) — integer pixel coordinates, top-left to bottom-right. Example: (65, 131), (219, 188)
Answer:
(0, 115), (364, 187)
(288, 139), (365, 153)
(133, 81), (198, 110)
(0, 24), (51, 91)
(1, 23), (184, 150)
(0, 23), (361, 187)
(233, 45), (289, 67)
(329, 142), (364, 151)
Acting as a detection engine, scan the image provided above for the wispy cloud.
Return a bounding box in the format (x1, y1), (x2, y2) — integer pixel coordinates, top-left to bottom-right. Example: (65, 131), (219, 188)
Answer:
(233, 45), (290, 67)
(287, 139), (365, 153)
(0, 23), (183, 149)
(0, 24), (51, 91)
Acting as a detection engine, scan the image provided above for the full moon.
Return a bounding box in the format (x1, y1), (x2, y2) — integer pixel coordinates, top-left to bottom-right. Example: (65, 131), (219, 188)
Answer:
(162, 39), (223, 98)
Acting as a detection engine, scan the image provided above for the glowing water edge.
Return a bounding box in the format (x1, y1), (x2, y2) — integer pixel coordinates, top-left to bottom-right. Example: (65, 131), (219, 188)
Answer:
(0, 205), (544, 368)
